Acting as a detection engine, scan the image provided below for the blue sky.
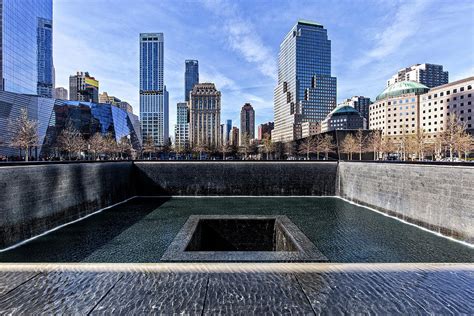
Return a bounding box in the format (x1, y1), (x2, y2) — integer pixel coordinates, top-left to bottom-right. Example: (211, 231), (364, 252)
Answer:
(54, 0), (474, 135)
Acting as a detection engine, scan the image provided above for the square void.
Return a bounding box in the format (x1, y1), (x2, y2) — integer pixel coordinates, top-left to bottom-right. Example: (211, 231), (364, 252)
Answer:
(161, 215), (327, 262)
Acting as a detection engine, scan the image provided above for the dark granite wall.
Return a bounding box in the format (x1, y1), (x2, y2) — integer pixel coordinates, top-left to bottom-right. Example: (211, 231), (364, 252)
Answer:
(0, 162), (135, 248)
(337, 161), (474, 244)
(134, 162), (338, 196)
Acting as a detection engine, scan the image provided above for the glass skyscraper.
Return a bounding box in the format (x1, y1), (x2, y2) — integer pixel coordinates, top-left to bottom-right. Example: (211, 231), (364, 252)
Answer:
(185, 60), (199, 102)
(273, 20), (337, 142)
(0, 0), (53, 96)
(139, 33), (169, 146)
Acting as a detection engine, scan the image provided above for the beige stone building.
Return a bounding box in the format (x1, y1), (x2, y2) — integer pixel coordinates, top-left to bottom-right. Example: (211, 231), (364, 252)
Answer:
(189, 83), (221, 147)
(369, 77), (474, 141)
(369, 81), (429, 140)
(420, 76), (473, 138)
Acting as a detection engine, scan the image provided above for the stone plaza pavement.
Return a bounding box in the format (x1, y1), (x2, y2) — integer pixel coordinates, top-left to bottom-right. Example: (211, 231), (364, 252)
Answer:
(0, 263), (472, 314)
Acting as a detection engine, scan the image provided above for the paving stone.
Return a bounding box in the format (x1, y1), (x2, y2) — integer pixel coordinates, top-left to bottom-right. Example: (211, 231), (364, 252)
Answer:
(297, 269), (474, 314)
(204, 273), (314, 314)
(0, 271), (39, 296)
(90, 272), (208, 315)
(0, 271), (122, 314)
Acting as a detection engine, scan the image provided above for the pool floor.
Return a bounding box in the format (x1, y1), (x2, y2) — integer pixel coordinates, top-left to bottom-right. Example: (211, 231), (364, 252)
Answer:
(0, 197), (472, 263)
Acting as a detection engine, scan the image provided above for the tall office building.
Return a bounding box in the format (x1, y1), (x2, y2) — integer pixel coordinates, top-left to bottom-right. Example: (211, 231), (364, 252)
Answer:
(387, 63), (448, 88)
(185, 60), (199, 101)
(231, 126), (240, 147)
(139, 33), (169, 146)
(258, 122), (274, 140)
(224, 119), (232, 144)
(54, 87), (68, 100)
(189, 83), (221, 147)
(69, 72), (99, 103)
(339, 96), (371, 122)
(0, 0), (53, 96)
(273, 20), (337, 142)
(240, 103), (255, 144)
(175, 102), (189, 150)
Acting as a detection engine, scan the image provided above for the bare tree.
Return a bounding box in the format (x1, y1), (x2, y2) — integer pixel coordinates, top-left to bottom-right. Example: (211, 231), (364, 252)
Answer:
(441, 115), (464, 161)
(284, 141), (297, 159)
(414, 129), (428, 160)
(142, 135), (155, 159)
(340, 134), (358, 160)
(117, 136), (132, 159)
(193, 143), (208, 160)
(355, 129), (366, 160)
(10, 108), (38, 161)
(58, 122), (85, 160)
(298, 136), (317, 160)
(88, 133), (106, 160)
(103, 133), (118, 160)
(221, 142), (232, 160)
(380, 137), (396, 160)
(405, 135), (418, 161)
(320, 134), (335, 160)
(456, 132), (473, 160)
(367, 130), (382, 160)
(262, 134), (275, 160)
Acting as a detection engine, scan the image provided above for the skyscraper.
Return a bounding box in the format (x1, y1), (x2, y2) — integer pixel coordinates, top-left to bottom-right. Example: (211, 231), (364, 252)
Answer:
(0, 0), (53, 95)
(185, 60), (199, 102)
(175, 102), (189, 150)
(387, 63), (448, 88)
(273, 20), (337, 142)
(139, 33), (169, 146)
(240, 103), (255, 145)
(69, 72), (99, 103)
(189, 83), (221, 147)
(225, 119), (232, 144)
(258, 122), (274, 140)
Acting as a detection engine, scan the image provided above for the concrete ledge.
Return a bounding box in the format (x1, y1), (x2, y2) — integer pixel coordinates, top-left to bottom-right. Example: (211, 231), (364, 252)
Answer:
(0, 162), (135, 248)
(337, 161), (474, 244)
(134, 161), (338, 196)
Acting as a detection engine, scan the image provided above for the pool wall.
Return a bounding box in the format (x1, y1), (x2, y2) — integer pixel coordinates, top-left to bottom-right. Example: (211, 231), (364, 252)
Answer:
(337, 161), (474, 244)
(134, 161), (338, 196)
(0, 162), (135, 248)
(1, 161), (473, 248)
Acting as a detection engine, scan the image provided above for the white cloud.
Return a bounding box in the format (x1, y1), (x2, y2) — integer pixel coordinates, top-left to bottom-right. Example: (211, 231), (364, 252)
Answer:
(353, 0), (428, 68)
(200, 0), (277, 80)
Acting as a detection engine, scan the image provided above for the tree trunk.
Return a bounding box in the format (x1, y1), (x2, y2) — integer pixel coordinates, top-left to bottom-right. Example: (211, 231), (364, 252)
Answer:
(25, 146), (29, 162)
(359, 150), (362, 161)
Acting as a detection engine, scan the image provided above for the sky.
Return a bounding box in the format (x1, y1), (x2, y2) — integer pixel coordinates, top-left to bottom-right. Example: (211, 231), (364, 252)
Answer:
(53, 0), (474, 137)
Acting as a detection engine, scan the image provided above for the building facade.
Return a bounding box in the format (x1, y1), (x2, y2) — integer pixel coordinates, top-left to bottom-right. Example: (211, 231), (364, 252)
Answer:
(185, 60), (199, 102)
(231, 126), (239, 147)
(174, 102), (189, 150)
(321, 105), (366, 133)
(273, 20), (337, 142)
(258, 122), (274, 140)
(301, 121), (321, 138)
(99, 91), (120, 105)
(369, 81), (430, 140)
(69, 72), (99, 103)
(0, 0), (53, 96)
(54, 87), (68, 100)
(224, 119), (232, 144)
(189, 83), (221, 147)
(339, 96), (371, 123)
(0, 90), (141, 158)
(139, 33), (169, 146)
(420, 77), (474, 137)
(387, 63), (448, 88)
(240, 103), (255, 144)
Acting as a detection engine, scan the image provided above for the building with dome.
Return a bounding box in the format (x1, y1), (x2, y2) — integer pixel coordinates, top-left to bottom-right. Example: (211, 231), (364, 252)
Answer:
(321, 104), (366, 133)
(369, 81), (429, 140)
(369, 77), (474, 141)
